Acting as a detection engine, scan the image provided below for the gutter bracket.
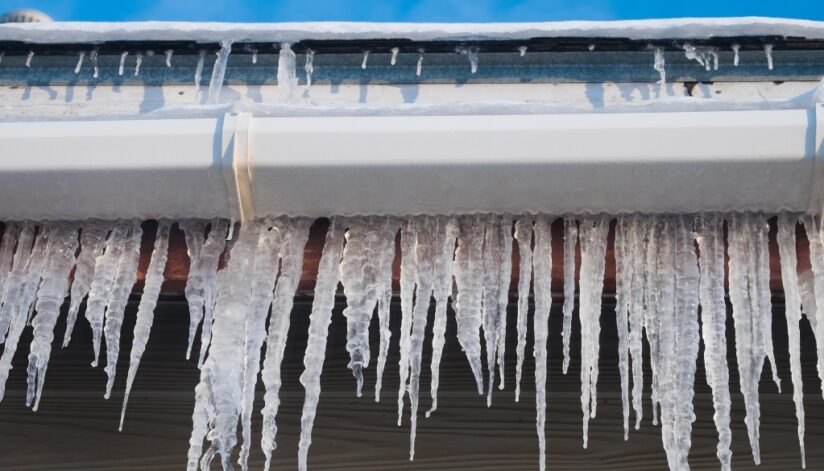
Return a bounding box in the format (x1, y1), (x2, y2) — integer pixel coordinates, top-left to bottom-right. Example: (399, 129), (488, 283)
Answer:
(221, 112), (255, 231)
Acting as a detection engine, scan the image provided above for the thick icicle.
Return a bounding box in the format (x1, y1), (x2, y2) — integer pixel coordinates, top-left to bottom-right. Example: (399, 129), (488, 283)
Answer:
(408, 216), (435, 460)
(180, 219), (206, 358)
(452, 215), (486, 395)
(514, 217), (534, 402)
(578, 215), (609, 449)
(614, 217), (631, 440)
(63, 221), (109, 347)
(238, 218), (284, 470)
(695, 214), (733, 470)
(626, 215), (646, 429)
(481, 214), (504, 406)
(374, 217), (400, 402)
(103, 223), (143, 399)
(755, 215), (781, 392)
(532, 215), (553, 471)
(26, 223), (78, 410)
(207, 39), (232, 104)
(0, 222), (20, 341)
(427, 216), (458, 416)
(397, 218), (418, 423)
(259, 218), (311, 470)
(85, 223), (130, 367)
(0, 223), (40, 401)
(802, 215), (824, 396)
(777, 214), (807, 468)
(495, 216), (513, 391)
(196, 220), (230, 367)
(120, 221), (171, 430)
(298, 219), (346, 471)
(561, 217), (577, 375)
(187, 223), (258, 471)
(277, 42), (298, 103)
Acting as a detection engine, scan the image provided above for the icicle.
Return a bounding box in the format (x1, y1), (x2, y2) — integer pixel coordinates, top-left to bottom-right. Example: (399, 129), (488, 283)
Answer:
(62, 222), (109, 347)
(251, 50), (258, 64)
(514, 217), (533, 402)
(297, 219), (346, 471)
(374, 217), (400, 402)
(259, 219), (311, 471)
(361, 50), (370, 69)
(614, 217), (631, 440)
(457, 46), (479, 73)
(25, 50), (33, 67)
(133, 52), (143, 76)
(562, 217), (577, 375)
(74, 51), (85, 74)
(85, 224), (130, 367)
(802, 215), (824, 397)
(653, 47), (666, 84)
(120, 221), (170, 430)
(532, 215), (553, 471)
(481, 215), (504, 407)
(518, 46), (527, 57)
(627, 215), (646, 430)
(588, 44), (596, 51)
(732, 44), (740, 66)
(187, 223), (258, 471)
(277, 42), (298, 103)
(755, 215), (781, 392)
(426, 216), (458, 416)
(777, 214), (807, 468)
(236, 218), (283, 470)
(25, 223), (78, 410)
(496, 216), (513, 391)
(304, 49), (314, 89)
(0, 222), (20, 341)
(165, 49), (173, 67)
(207, 40), (233, 105)
(682, 43), (719, 71)
(416, 49), (424, 77)
(695, 214), (733, 470)
(90, 49), (99, 78)
(398, 218), (418, 423)
(390, 47), (399, 65)
(0, 223), (41, 402)
(408, 216), (435, 460)
(579, 215), (609, 449)
(194, 50), (205, 92)
(103, 223), (143, 399)
(765, 44), (774, 70)
(453, 215), (485, 395)
(195, 219), (229, 366)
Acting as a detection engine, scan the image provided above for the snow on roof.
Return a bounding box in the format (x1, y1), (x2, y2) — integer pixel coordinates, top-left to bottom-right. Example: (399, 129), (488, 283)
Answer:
(0, 17), (822, 44)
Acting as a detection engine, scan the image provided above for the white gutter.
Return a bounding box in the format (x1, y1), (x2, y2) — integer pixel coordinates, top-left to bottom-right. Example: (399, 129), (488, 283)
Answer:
(0, 106), (821, 221)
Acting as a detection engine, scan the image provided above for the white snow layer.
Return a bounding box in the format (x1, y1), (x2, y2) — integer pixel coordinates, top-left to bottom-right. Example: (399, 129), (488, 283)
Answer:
(0, 211), (821, 471)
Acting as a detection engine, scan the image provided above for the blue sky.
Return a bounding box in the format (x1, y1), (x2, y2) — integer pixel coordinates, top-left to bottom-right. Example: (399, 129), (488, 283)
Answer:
(0, 0), (821, 22)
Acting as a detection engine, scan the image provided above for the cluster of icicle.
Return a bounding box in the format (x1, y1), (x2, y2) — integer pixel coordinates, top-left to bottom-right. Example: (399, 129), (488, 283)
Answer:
(0, 212), (822, 471)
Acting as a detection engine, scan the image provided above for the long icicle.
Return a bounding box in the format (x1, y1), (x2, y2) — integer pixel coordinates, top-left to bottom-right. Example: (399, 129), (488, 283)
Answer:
(562, 217), (577, 375)
(777, 214), (807, 468)
(120, 221), (171, 430)
(180, 219), (207, 359)
(0, 222), (21, 342)
(627, 215), (646, 430)
(614, 217), (631, 440)
(259, 218), (312, 471)
(397, 218), (418, 423)
(532, 215), (553, 471)
(695, 214), (733, 470)
(63, 221), (109, 347)
(196, 219), (230, 367)
(374, 217), (400, 402)
(481, 214), (503, 406)
(496, 215), (513, 391)
(802, 215), (824, 399)
(427, 216), (458, 416)
(453, 215), (486, 395)
(298, 218), (346, 471)
(514, 216), (534, 401)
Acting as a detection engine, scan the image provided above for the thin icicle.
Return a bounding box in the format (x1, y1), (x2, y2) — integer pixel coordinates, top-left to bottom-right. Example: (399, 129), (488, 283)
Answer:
(194, 50), (205, 93)
(180, 219), (206, 358)
(427, 216), (458, 416)
(207, 40), (233, 105)
(398, 218), (418, 423)
(103, 223), (143, 399)
(777, 214), (807, 468)
(408, 216), (435, 460)
(133, 52), (143, 76)
(25, 50), (33, 67)
(259, 219), (312, 471)
(74, 51), (85, 74)
(519, 46), (527, 57)
(374, 217), (400, 402)
(187, 223), (258, 471)
(298, 219), (345, 471)
(579, 215), (609, 449)
(614, 217), (631, 440)
(118, 51), (128, 76)
(361, 50), (370, 69)
(695, 214), (733, 470)
(391, 47), (399, 65)
(90, 49), (99, 78)
(732, 44), (741, 66)
(165, 49), (173, 67)
(514, 217), (534, 402)
(85, 224), (130, 367)
(304, 49), (315, 89)
(63, 222), (110, 348)
(453, 215), (485, 395)
(802, 215), (824, 397)
(195, 220), (230, 367)
(0, 222), (20, 342)
(653, 47), (666, 84)
(644, 219), (662, 426)
(755, 215), (781, 392)
(562, 217), (577, 375)
(532, 215), (553, 471)
(481, 214), (504, 407)
(416, 49), (424, 77)
(765, 44), (774, 70)
(496, 216), (513, 391)
(627, 215), (646, 430)
(0, 223), (40, 402)
(277, 42), (298, 103)
(120, 221), (171, 430)
(26, 223), (78, 410)
(237, 218), (284, 471)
